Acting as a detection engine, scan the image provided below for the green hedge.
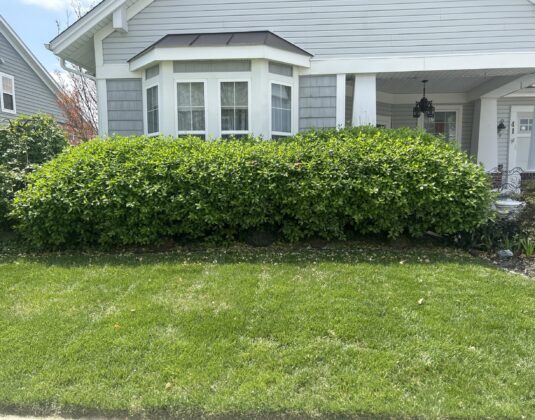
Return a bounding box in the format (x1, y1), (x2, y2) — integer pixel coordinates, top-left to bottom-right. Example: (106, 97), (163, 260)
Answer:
(11, 127), (494, 247)
(0, 114), (67, 227)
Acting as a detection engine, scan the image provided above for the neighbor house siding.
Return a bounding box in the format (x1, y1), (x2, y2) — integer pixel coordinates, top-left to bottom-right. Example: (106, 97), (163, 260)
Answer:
(0, 32), (61, 121)
(299, 75), (336, 131)
(107, 79), (144, 136)
(497, 97), (535, 171)
(102, 0), (535, 64)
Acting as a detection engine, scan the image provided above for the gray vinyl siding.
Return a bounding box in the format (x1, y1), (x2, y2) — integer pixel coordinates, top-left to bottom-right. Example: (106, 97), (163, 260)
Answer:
(462, 102), (475, 154)
(0, 32), (61, 121)
(299, 75), (336, 130)
(145, 64), (159, 80)
(173, 60), (251, 73)
(497, 97), (535, 171)
(377, 102), (392, 119)
(391, 104), (419, 130)
(107, 79), (144, 136)
(103, 0), (535, 64)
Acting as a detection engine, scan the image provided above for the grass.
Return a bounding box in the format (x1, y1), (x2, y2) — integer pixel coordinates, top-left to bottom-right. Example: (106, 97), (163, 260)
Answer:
(0, 243), (534, 418)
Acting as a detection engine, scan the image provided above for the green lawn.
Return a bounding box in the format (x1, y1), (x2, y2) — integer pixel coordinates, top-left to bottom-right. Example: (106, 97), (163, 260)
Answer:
(0, 244), (534, 418)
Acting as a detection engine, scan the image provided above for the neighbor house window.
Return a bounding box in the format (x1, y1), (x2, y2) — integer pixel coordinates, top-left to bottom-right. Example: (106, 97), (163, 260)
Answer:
(146, 85), (159, 135)
(177, 82), (206, 138)
(220, 81), (248, 137)
(1, 74), (15, 114)
(271, 83), (292, 136)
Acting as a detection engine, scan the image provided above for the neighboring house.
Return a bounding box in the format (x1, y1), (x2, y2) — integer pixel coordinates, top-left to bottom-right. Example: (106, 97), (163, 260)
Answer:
(0, 16), (62, 123)
(47, 0), (535, 175)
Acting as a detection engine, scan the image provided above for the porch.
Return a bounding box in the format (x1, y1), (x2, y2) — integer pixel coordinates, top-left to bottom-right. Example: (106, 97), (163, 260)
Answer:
(341, 69), (535, 176)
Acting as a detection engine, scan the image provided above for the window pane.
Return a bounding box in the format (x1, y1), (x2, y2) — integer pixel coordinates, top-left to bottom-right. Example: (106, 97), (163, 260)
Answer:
(235, 82), (248, 106)
(2, 77), (13, 94)
(271, 83), (292, 133)
(272, 84), (282, 108)
(3, 94), (14, 111)
(281, 85), (291, 109)
(177, 83), (191, 107)
(221, 83), (234, 107)
(147, 86), (159, 133)
(191, 83), (205, 106)
(221, 108), (235, 131)
(192, 110), (205, 131)
(282, 109), (291, 133)
(235, 108), (248, 131)
(177, 109), (192, 131)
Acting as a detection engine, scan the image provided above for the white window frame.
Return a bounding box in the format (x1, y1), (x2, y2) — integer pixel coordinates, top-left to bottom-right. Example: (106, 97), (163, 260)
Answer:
(175, 80), (208, 138)
(418, 104), (463, 144)
(0, 73), (16, 114)
(270, 81), (293, 137)
(218, 79), (251, 137)
(144, 81), (160, 136)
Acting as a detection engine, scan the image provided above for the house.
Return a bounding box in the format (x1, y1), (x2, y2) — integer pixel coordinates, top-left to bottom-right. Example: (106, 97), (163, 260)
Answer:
(47, 0), (535, 176)
(0, 16), (62, 123)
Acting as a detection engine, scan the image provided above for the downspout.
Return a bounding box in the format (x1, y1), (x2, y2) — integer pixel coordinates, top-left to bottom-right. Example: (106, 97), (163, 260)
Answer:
(528, 106), (535, 171)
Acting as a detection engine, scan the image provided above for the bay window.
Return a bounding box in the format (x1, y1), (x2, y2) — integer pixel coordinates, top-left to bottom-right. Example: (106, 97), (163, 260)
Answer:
(220, 81), (249, 137)
(177, 81), (206, 138)
(271, 83), (292, 136)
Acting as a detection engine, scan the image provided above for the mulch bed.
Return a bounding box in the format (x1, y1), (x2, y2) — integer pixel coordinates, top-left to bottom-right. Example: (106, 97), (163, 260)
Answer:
(490, 254), (535, 278)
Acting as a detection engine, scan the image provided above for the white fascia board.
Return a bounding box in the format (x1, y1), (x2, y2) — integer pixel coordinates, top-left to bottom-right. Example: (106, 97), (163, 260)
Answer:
(50, 0), (129, 55)
(129, 45), (311, 72)
(305, 52), (535, 75)
(0, 16), (59, 94)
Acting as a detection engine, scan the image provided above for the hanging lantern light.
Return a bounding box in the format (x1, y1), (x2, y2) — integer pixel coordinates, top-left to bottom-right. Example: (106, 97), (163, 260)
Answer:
(412, 80), (435, 120)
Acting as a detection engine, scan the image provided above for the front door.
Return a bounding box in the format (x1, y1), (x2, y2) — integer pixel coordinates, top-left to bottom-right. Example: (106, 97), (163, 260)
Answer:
(509, 107), (534, 171)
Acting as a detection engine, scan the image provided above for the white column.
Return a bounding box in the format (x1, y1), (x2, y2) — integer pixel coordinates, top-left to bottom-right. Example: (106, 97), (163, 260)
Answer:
(352, 74), (376, 127)
(250, 59), (270, 138)
(528, 105), (535, 171)
(205, 78), (220, 140)
(159, 62), (175, 136)
(96, 79), (108, 137)
(477, 97), (499, 170)
(336, 74), (346, 129)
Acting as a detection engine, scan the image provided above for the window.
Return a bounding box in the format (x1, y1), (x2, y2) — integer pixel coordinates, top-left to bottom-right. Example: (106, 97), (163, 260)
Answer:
(519, 118), (533, 134)
(1, 74), (15, 114)
(220, 81), (248, 135)
(421, 107), (462, 143)
(271, 83), (292, 135)
(146, 85), (159, 135)
(177, 82), (206, 137)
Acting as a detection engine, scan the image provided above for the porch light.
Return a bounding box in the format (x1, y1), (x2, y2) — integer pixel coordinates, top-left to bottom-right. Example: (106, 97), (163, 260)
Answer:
(497, 120), (507, 136)
(412, 80), (435, 120)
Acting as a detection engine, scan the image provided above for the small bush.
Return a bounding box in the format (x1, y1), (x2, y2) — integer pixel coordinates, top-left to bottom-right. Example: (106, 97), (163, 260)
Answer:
(518, 180), (535, 236)
(0, 114), (67, 227)
(12, 127), (495, 248)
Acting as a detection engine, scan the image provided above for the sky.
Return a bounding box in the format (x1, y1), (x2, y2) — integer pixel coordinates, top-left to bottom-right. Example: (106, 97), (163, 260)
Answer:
(1, 0), (95, 75)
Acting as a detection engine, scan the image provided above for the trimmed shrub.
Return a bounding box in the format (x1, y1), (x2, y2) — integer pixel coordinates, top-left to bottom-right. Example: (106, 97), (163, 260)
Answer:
(0, 114), (68, 227)
(11, 127), (494, 248)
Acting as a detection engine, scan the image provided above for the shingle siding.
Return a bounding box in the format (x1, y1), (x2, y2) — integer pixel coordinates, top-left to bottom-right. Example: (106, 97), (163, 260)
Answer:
(0, 32), (61, 121)
(103, 0), (535, 64)
(299, 75), (337, 130)
(106, 79), (144, 136)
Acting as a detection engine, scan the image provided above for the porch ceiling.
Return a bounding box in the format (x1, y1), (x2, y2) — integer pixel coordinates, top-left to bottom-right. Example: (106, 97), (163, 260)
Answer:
(376, 68), (535, 94)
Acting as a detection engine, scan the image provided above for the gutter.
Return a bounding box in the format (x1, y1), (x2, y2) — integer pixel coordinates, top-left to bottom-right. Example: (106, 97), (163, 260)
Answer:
(59, 58), (97, 81)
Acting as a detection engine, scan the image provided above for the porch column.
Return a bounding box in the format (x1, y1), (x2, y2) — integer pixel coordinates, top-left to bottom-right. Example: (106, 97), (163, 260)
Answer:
(352, 74), (376, 126)
(476, 97), (499, 170)
(528, 106), (535, 170)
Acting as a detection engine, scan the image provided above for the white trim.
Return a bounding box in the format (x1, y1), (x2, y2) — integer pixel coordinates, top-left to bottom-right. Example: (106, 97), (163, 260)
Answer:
(0, 16), (59, 95)
(174, 79), (208, 137)
(269, 80), (293, 137)
(130, 46), (311, 72)
(96, 79), (108, 136)
(509, 105), (535, 171)
(113, 5), (128, 33)
(0, 73), (16, 114)
(305, 52), (535, 76)
(336, 74), (346, 129)
(418, 105), (463, 144)
(143, 80), (160, 136)
(218, 79), (252, 137)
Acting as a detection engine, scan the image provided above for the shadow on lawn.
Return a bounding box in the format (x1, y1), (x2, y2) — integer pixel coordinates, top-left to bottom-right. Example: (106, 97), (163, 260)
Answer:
(0, 236), (493, 271)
